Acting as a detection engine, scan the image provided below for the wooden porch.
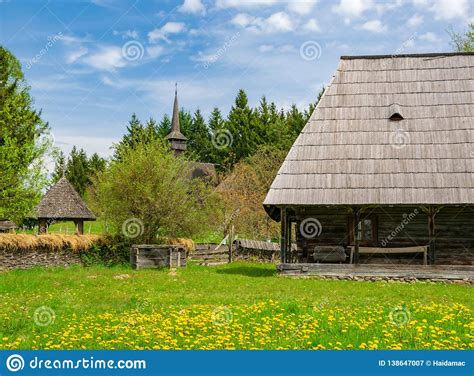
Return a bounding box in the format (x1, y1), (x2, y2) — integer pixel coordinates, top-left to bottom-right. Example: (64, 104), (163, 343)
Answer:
(278, 263), (474, 282)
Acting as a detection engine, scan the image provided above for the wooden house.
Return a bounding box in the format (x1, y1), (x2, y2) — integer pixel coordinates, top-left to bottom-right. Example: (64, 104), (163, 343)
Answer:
(264, 53), (474, 274)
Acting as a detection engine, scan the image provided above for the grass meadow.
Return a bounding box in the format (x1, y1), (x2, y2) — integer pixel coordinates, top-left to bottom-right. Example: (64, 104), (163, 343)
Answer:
(0, 263), (472, 350)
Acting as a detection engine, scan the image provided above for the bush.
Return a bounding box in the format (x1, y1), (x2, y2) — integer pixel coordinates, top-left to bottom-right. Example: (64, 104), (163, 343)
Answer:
(79, 235), (131, 266)
(89, 140), (222, 243)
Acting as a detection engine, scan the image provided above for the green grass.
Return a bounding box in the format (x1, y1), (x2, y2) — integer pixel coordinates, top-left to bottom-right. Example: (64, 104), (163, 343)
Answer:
(0, 263), (472, 350)
(18, 220), (106, 235)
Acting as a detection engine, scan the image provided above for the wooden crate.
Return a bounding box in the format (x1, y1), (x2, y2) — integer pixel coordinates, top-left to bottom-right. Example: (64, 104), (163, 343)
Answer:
(130, 244), (187, 270)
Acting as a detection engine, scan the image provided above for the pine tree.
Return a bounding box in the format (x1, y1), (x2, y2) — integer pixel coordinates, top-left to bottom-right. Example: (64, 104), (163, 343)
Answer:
(187, 109), (212, 162)
(52, 150), (66, 183)
(112, 113), (145, 160)
(157, 114), (171, 138)
(88, 152), (106, 179)
(66, 146), (90, 196)
(179, 109), (193, 137)
(225, 89), (255, 167)
(208, 107), (224, 132)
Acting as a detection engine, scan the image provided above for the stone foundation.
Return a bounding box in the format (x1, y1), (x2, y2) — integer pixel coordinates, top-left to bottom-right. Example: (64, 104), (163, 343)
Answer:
(0, 249), (82, 270)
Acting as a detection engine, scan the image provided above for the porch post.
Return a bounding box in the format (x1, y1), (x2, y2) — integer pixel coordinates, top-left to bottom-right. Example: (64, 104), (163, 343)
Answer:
(280, 207), (287, 263)
(353, 207), (361, 264)
(286, 216), (292, 263)
(427, 208), (436, 265)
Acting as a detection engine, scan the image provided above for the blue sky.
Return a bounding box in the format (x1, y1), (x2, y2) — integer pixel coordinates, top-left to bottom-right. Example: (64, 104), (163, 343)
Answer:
(1, 0), (472, 158)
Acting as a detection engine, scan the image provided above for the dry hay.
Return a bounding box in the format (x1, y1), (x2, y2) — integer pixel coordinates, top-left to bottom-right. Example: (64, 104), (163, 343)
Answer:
(0, 234), (104, 252)
(158, 237), (195, 252)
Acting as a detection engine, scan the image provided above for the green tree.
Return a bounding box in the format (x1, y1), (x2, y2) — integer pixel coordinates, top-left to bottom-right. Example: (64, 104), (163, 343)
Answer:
(66, 146), (90, 196)
(186, 109), (212, 162)
(88, 152), (106, 179)
(448, 23), (474, 52)
(224, 89), (256, 167)
(92, 139), (220, 242)
(157, 114), (172, 138)
(0, 46), (49, 221)
(113, 113), (145, 160)
(52, 150), (66, 183)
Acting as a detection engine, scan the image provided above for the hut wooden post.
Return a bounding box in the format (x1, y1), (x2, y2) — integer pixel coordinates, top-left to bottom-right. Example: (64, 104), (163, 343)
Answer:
(228, 224), (234, 263)
(38, 218), (48, 234)
(280, 207), (287, 263)
(427, 207), (437, 265)
(286, 216), (292, 263)
(353, 208), (361, 264)
(74, 220), (84, 235)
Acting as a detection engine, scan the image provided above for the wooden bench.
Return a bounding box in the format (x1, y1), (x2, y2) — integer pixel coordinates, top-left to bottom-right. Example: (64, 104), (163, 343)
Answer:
(349, 246), (428, 265)
(313, 246), (346, 263)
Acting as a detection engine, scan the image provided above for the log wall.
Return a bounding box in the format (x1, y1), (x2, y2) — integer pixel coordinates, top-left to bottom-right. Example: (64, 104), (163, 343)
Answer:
(294, 205), (474, 265)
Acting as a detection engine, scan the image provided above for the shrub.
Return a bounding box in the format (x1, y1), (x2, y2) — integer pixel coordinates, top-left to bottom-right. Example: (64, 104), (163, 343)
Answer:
(89, 140), (222, 243)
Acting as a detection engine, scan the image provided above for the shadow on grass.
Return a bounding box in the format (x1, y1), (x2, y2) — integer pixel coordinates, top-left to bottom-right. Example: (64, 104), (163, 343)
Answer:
(216, 266), (276, 277)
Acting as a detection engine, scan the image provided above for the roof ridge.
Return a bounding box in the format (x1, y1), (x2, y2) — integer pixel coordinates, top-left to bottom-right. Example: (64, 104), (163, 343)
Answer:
(341, 52), (474, 59)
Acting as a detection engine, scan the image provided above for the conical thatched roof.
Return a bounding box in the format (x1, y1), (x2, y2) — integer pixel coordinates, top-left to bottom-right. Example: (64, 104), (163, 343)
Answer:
(35, 177), (96, 220)
(0, 220), (16, 231)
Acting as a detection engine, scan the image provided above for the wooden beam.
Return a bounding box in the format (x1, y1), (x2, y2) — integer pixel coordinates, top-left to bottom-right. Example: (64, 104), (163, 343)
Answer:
(280, 207), (287, 263)
(286, 217), (292, 263)
(428, 208), (436, 265)
(353, 208), (361, 264)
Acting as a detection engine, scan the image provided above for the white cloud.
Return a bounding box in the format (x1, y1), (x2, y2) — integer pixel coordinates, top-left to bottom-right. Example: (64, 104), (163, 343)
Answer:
(287, 0), (318, 15)
(82, 46), (126, 71)
(66, 47), (88, 64)
(360, 19), (387, 33)
(231, 13), (255, 27)
(258, 44), (274, 52)
(332, 0), (373, 19)
(113, 29), (139, 39)
(265, 12), (293, 32)
(148, 22), (186, 43)
(419, 32), (442, 42)
(304, 18), (320, 32)
(147, 45), (165, 58)
(428, 0), (470, 20)
(231, 11), (293, 33)
(406, 14), (423, 28)
(216, 0), (278, 9)
(179, 0), (206, 15)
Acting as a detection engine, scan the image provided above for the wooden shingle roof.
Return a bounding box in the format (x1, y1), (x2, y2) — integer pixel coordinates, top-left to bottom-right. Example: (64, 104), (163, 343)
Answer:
(35, 177), (96, 220)
(264, 52), (474, 208)
(0, 220), (16, 231)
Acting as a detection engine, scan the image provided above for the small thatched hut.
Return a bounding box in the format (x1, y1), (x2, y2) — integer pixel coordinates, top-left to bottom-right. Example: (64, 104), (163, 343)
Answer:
(264, 52), (474, 269)
(35, 177), (96, 234)
(0, 220), (17, 233)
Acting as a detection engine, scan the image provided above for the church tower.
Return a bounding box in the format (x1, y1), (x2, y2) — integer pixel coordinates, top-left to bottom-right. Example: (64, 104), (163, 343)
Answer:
(165, 83), (187, 155)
